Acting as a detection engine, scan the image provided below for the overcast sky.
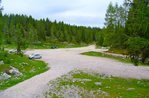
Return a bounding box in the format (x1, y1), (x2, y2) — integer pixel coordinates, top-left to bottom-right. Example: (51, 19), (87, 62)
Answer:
(1, 0), (123, 28)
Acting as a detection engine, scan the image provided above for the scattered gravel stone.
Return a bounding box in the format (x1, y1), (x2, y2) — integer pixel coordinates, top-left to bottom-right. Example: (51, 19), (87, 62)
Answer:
(9, 66), (23, 77)
(127, 88), (135, 91)
(95, 82), (102, 86)
(0, 61), (4, 65)
(73, 78), (92, 82)
(0, 72), (11, 81)
(21, 62), (29, 66)
(46, 84), (109, 98)
(105, 86), (110, 89)
(44, 71), (109, 98)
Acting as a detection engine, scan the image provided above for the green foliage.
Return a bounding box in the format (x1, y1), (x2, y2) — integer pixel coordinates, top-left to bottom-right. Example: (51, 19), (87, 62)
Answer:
(127, 37), (149, 54)
(96, 33), (104, 46)
(103, 0), (149, 65)
(125, 0), (149, 38)
(0, 50), (10, 64)
(0, 14), (102, 49)
(0, 0), (101, 49)
(104, 2), (116, 30)
(28, 42), (86, 49)
(126, 37), (149, 65)
(103, 2), (127, 48)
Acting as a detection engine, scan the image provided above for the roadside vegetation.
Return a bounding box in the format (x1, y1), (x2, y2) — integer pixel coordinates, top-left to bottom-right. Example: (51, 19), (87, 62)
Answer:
(0, 50), (48, 90)
(101, 0), (149, 65)
(4, 42), (87, 49)
(28, 42), (86, 49)
(0, 13), (100, 51)
(44, 70), (149, 98)
(81, 51), (149, 66)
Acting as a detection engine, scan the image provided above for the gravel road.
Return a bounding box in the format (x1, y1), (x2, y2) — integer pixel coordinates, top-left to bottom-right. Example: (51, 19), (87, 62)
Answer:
(1, 45), (149, 98)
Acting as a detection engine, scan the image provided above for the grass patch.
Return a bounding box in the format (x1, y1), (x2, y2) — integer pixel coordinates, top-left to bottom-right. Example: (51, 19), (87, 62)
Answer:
(108, 48), (128, 55)
(0, 51), (48, 90)
(45, 71), (149, 98)
(81, 51), (131, 63)
(4, 42), (86, 49)
(81, 51), (149, 66)
(29, 42), (86, 49)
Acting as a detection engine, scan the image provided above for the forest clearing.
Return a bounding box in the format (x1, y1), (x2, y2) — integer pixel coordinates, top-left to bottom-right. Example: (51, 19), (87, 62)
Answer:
(0, 0), (149, 97)
(1, 45), (149, 97)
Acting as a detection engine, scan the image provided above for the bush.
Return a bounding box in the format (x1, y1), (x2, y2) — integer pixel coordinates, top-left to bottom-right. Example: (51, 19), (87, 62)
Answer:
(0, 51), (11, 64)
(126, 37), (149, 65)
(142, 48), (149, 64)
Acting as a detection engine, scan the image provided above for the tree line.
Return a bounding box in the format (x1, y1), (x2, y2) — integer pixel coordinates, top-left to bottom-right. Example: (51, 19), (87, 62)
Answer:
(0, 0), (149, 65)
(103, 0), (149, 65)
(0, 13), (101, 51)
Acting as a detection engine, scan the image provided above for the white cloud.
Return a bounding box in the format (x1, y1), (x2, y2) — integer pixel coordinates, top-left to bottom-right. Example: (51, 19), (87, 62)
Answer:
(1, 0), (123, 28)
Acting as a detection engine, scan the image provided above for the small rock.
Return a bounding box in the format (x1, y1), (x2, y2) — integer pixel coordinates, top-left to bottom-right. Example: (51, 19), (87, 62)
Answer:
(127, 88), (135, 91)
(9, 66), (23, 76)
(73, 78), (92, 82)
(0, 72), (11, 81)
(101, 91), (109, 96)
(105, 86), (110, 88)
(21, 62), (28, 66)
(95, 82), (102, 86)
(0, 61), (4, 65)
(81, 81), (85, 84)
(82, 79), (92, 82)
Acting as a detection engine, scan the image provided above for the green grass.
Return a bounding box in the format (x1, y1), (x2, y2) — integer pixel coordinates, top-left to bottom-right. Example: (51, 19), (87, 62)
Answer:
(108, 48), (128, 55)
(28, 42), (85, 49)
(4, 42), (86, 49)
(0, 51), (48, 90)
(46, 71), (149, 98)
(81, 51), (131, 63)
(81, 51), (149, 66)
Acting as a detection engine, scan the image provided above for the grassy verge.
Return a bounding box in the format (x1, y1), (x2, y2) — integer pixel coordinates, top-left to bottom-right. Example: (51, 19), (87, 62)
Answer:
(4, 42), (86, 49)
(0, 51), (48, 90)
(44, 70), (149, 98)
(28, 42), (85, 49)
(81, 51), (131, 63)
(81, 51), (149, 66)
(108, 48), (128, 55)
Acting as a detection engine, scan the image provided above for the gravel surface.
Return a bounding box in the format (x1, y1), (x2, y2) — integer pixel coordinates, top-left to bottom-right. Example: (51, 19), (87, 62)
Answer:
(0, 45), (149, 98)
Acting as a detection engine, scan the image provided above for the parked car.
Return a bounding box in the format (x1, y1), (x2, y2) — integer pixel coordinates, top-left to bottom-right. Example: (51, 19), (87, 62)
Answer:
(29, 54), (42, 59)
(8, 49), (24, 54)
(8, 49), (17, 53)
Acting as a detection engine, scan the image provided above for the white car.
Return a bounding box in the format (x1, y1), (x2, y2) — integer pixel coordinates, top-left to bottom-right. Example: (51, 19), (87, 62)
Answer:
(8, 49), (17, 53)
(8, 49), (24, 54)
(29, 54), (42, 59)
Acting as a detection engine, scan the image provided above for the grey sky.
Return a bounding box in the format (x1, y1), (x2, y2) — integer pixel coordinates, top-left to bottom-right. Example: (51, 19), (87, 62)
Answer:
(1, 0), (123, 28)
